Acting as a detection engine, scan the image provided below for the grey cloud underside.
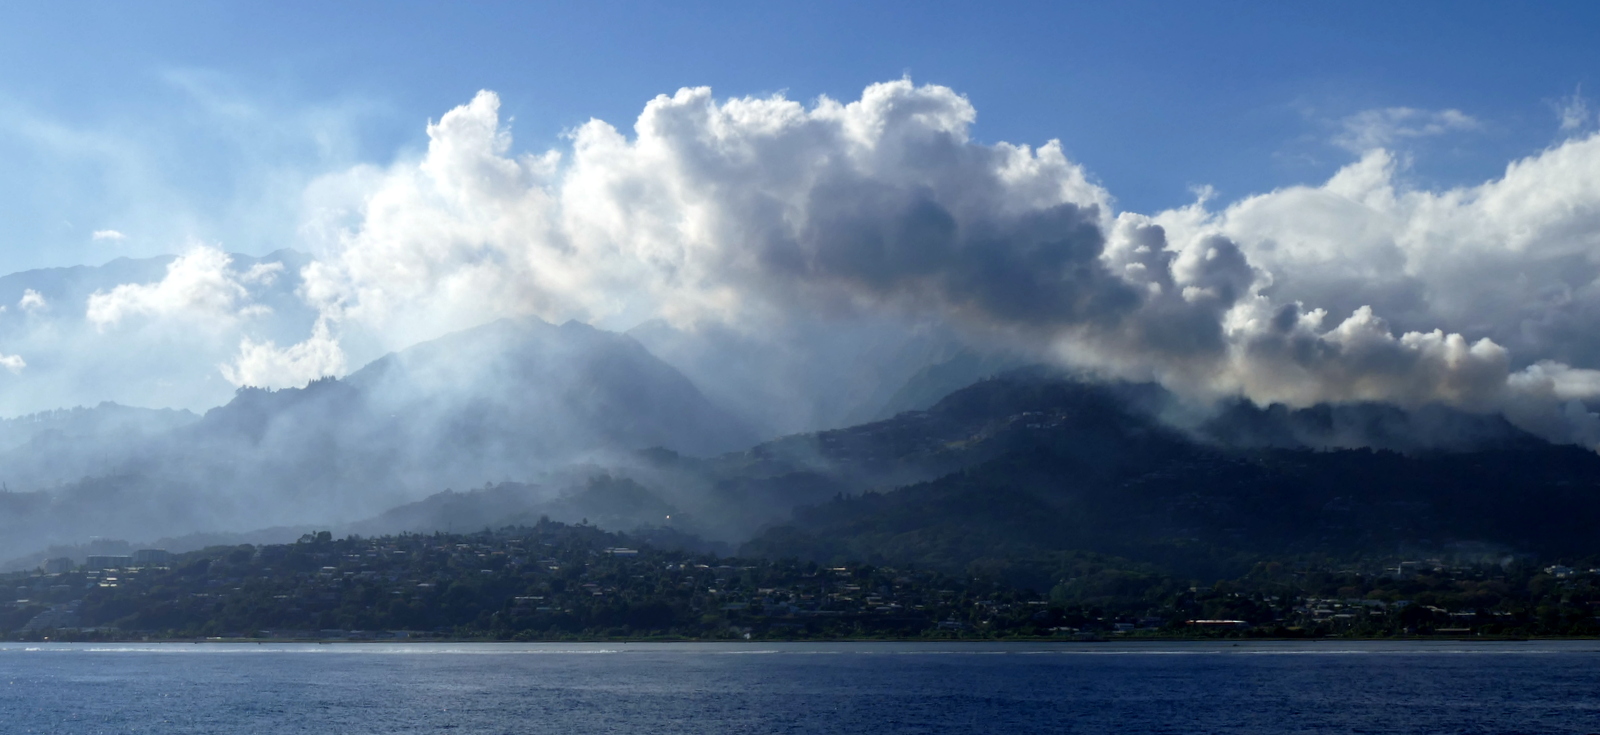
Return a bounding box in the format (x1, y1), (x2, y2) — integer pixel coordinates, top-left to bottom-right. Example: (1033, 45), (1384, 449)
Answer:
(776, 190), (1136, 327)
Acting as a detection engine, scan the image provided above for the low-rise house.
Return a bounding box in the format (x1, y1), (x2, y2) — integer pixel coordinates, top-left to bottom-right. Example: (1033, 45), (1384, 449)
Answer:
(132, 549), (171, 566)
(85, 555), (132, 571)
(41, 558), (73, 574)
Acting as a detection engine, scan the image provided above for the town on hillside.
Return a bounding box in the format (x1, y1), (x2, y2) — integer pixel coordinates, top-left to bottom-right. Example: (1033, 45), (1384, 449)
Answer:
(4, 520), (1599, 641)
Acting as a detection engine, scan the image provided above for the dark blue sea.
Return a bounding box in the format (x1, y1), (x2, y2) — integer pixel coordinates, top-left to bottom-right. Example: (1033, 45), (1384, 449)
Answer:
(1, 641), (1598, 734)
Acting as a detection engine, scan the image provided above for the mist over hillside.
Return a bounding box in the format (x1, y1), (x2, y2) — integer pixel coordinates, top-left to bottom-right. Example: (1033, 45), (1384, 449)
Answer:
(0, 403), (196, 455)
(740, 374), (1597, 588)
(0, 403), (197, 490)
(627, 318), (993, 437)
(2, 80), (1600, 590)
(0, 316), (759, 562)
(313, 367), (1567, 562)
(1, 337), (1591, 584)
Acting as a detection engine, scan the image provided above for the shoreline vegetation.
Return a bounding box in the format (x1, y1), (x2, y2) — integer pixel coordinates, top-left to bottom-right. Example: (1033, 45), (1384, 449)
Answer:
(6, 521), (1598, 643)
(5, 636), (1593, 645)
(7, 632), (1597, 645)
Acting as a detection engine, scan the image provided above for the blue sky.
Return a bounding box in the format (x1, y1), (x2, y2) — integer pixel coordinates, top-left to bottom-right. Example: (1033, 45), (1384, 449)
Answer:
(0, 0), (1594, 273)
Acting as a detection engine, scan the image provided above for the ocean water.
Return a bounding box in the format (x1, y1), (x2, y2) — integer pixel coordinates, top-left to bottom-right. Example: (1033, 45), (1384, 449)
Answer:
(0, 641), (1597, 734)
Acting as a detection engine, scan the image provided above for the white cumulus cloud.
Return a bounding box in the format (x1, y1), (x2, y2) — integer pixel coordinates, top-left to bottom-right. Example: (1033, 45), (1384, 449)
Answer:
(219, 319), (346, 389)
(86, 246), (274, 330)
(241, 82), (1600, 447)
(298, 83), (1111, 347)
(18, 290), (47, 312)
(91, 229), (127, 241)
(1142, 134), (1600, 442)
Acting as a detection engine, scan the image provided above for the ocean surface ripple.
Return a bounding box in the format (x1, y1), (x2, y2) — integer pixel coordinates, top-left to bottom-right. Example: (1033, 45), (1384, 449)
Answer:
(1, 641), (1597, 734)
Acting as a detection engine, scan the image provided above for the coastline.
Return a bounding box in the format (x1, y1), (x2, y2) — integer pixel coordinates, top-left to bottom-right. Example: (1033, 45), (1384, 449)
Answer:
(8, 634), (1599, 646)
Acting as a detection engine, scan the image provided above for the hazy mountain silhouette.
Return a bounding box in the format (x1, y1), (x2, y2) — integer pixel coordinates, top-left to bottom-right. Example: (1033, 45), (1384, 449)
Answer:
(739, 374), (1597, 588)
(0, 316), (757, 559)
(347, 475), (678, 539)
(305, 367), (1574, 557)
(628, 318), (978, 437)
(1195, 399), (1540, 452)
(1, 326), (1592, 590)
(0, 403), (197, 493)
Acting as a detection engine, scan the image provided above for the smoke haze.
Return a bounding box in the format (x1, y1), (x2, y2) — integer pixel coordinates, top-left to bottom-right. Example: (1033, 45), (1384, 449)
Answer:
(5, 79), (1600, 562)
(273, 81), (1600, 447)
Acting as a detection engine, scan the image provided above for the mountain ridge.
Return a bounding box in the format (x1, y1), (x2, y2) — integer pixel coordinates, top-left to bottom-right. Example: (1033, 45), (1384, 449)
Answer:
(0, 315), (758, 560)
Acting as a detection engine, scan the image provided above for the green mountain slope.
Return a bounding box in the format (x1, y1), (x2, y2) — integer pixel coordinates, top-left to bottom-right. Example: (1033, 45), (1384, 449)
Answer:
(741, 374), (1600, 589)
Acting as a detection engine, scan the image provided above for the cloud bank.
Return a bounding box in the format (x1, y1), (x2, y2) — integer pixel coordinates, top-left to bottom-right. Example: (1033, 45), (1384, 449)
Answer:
(35, 79), (1600, 447)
